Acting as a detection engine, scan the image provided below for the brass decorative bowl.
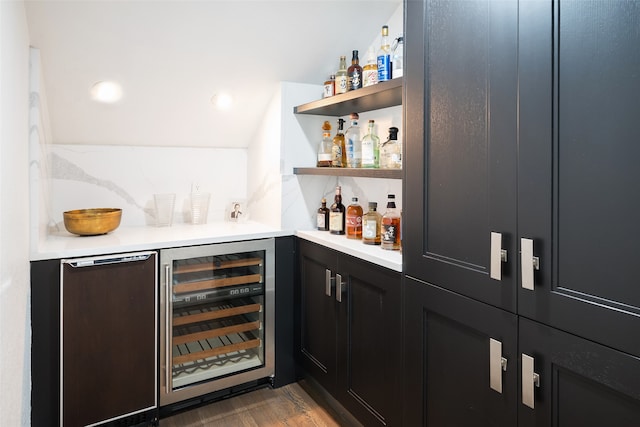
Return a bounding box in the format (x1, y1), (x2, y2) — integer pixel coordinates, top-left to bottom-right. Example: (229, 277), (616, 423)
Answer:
(63, 208), (122, 236)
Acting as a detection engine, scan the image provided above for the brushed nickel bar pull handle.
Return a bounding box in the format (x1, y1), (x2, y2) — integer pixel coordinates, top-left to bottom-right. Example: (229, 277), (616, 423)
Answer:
(325, 269), (333, 297)
(521, 238), (540, 290)
(490, 232), (507, 281)
(164, 263), (172, 394)
(489, 338), (507, 393)
(336, 274), (345, 303)
(522, 353), (540, 409)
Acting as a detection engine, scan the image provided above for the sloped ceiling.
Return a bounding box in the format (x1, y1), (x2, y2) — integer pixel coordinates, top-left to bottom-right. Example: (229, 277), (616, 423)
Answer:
(25, 0), (402, 148)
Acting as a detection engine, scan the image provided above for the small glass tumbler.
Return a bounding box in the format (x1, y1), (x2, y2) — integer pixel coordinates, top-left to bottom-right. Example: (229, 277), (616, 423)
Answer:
(153, 193), (176, 227)
(190, 192), (210, 224)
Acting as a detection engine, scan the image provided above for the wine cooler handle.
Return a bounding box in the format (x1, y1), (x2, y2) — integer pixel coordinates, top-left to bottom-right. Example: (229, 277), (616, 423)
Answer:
(336, 274), (346, 303)
(522, 353), (540, 409)
(489, 338), (508, 393)
(520, 238), (540, 290)
(325, 269), (333, 297)
(490, 232), (508, 281)
(164, 263), (172, 393)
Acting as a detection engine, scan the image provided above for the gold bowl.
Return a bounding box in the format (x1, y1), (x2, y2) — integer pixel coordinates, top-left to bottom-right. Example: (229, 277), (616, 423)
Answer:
(63, 208), (122, 236)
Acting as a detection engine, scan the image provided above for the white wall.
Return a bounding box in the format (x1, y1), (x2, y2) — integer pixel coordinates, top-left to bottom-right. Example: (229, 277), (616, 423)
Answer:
(0, 1), (32, 425)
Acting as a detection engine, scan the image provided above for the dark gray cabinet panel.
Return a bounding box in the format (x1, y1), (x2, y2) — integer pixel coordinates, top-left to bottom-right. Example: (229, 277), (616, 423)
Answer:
(403, 276), (518, 426)
(298, 238), (402, 426)
(518, 0), (640, 357)
(404, 0), (518, 312)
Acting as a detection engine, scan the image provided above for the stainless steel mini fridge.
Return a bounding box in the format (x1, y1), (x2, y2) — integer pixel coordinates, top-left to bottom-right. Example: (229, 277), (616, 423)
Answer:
(159, 238), (275, 406)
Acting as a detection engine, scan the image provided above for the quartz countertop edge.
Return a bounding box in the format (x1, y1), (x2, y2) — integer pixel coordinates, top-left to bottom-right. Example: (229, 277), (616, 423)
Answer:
(296, 230), (402, 272)
(31, 221), (292, 261)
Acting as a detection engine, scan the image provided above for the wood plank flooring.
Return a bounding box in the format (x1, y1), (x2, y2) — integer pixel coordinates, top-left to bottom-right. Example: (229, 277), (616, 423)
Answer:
(160, 383), (341, 427)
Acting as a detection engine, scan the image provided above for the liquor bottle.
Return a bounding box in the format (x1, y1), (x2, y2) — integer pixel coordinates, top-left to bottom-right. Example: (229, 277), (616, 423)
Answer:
(381, 194), (401, 250)
(380, 126), (401, 169)
(335, 56), (349, 94)
(363, 47), (379, 87)
(331, 118), (346, 167)
(377, 25), (392, 82)
(344, 113), (362, 168)
(317, 198), (330, 231)
(329, 186), (346, 235)
(391, 36), (404, 79)
(323, 74), (335, 98)
(361, 119), (380, 168)
(346, 197), (363, 239)
(317, 121), (333, 167)
(362, 202), (382, 245)
(347, 50), (363, 91)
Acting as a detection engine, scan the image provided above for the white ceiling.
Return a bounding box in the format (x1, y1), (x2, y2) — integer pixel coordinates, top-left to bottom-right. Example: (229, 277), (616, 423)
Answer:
(25, 0), (402, 148)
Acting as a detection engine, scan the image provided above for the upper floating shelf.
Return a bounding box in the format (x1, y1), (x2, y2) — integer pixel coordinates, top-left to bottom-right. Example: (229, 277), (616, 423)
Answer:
(293, 78), (403, 117)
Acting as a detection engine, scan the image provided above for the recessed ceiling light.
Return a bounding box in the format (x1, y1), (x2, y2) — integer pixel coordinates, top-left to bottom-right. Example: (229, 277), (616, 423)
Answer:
(211, 93), (233, 110)
(90, 81), (123, 103)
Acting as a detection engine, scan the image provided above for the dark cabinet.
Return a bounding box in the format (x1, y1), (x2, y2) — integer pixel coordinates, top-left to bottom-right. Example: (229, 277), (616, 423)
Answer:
(403, 276), (518, 427)
(403, 0), (640, 424)
(404, 0), (518, 312)
(298, 238), (402, 426)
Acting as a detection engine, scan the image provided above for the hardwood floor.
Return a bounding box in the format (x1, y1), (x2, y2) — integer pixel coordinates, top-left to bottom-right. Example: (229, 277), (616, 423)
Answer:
(160, 383), (341, 427)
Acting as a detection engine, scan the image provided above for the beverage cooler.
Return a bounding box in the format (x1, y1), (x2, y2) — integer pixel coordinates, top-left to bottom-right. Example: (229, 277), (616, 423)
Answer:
(160, 239), (275, 406)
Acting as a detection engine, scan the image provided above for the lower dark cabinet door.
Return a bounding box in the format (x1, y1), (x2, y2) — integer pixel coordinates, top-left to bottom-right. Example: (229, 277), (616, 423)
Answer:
(403, 276), (518, 426)
(518, 318), (640, 427)
(337, 255), (402, 426)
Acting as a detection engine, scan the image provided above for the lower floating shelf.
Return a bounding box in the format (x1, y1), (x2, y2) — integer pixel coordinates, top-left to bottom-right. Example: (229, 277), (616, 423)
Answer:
(293, 167), (402, 179)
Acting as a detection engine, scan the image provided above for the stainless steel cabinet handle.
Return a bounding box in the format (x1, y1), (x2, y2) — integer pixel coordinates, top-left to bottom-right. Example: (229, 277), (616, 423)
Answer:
(522, 353), (540, 409)
(521, 238), (540, 290)
(325, 269), (333, 297)
(336, 274), (346, 303)
(164, 264), (172, 393)
(490, 232), (508, 281)
(489, 338), (508, 393)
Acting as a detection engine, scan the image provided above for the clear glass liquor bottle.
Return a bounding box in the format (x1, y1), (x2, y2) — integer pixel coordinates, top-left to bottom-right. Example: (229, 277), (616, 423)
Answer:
(317, 121), (333, 167)
(362, 202), (382, 245)
(363, 47), (379, 87)
(346, 197), (363, 239)
(391, 36), (404, 79)
(347, 50), (363, 91)
(331, 118), (346, 167)
(361, 119), (380, 168)
(377, 25), (392, 82)
(381, 194), (401, 250)
(329, 186), (346, 235)
(344, 113), (362, 168)
(335, 56), (349, 94)
(317, 198), (330, 231)
(380, 126), (401, 169)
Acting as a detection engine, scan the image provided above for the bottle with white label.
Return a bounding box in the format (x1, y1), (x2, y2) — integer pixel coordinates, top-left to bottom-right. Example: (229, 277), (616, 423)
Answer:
(329, 186), (346, 235)
(361, 119), (380, 168)
(317, 121), (333, 167)
(335, 56), (349, 94)
(363, 47), (379, 88)
(362, 202), (382, 245)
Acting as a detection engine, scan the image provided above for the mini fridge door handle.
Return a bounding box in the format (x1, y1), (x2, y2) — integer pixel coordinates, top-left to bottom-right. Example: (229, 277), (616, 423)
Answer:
(164, 263), (172, 393)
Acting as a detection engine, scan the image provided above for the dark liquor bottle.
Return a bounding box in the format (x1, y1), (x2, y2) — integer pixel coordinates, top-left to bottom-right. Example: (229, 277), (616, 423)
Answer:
(346, 197), (363, 239)
(329, 186), (346, 235)
(347, 50), (363, 91)
(317, 198), (330, 231)
(381, 194), (401, 250)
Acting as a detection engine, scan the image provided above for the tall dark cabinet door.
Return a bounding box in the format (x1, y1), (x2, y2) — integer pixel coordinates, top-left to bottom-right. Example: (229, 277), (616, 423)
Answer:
(404, 0), (518, 311)
(403, 276), (518, 426)
(298, 239), (338, 395)
(336, 255), (402, 427)
(518, 0), (640, 357)
(518, 318), (640, 427)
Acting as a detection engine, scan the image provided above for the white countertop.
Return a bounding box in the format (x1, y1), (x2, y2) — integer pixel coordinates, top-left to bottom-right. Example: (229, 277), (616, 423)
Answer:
(296, 230), (403, 272)
(32, 222), (403, 273)
(32, 221), (291, 261)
